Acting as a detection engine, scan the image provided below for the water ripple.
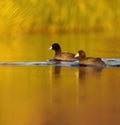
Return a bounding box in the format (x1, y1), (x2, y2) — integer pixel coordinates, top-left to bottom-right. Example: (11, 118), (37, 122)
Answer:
(0, 58), (120, 67)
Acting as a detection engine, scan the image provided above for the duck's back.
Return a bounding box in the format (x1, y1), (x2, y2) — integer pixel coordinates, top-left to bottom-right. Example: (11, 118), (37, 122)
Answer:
(54, 52), (76, 61)
(79, 58), (105, 67)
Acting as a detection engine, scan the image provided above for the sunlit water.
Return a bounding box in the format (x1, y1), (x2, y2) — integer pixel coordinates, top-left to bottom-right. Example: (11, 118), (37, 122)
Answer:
(0, 33), (120, 125)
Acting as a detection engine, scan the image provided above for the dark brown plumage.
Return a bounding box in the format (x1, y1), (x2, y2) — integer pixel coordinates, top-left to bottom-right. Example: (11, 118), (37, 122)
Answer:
(75, 50), (106, 67)
(49, 43), (76, 61)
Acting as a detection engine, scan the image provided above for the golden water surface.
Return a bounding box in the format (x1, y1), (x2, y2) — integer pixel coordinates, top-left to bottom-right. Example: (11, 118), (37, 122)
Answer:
(0, 33), (120, 125)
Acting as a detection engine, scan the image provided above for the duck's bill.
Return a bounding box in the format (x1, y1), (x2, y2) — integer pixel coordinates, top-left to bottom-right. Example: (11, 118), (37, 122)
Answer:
(75, 53), (79, 57)
(49, 46), (52, 50)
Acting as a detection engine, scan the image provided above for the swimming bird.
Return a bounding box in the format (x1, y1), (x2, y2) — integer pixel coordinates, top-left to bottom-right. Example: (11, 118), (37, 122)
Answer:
(75, 50), (106, 67)
(49, 43), (76, 61)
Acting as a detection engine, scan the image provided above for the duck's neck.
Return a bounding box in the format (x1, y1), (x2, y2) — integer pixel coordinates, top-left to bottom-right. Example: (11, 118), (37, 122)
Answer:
(77, 57), (85, 61)
(55, 48), (61, 55)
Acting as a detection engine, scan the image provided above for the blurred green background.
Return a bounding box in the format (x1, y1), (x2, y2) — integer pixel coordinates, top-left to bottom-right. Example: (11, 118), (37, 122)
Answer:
(1, 0), (120, 36)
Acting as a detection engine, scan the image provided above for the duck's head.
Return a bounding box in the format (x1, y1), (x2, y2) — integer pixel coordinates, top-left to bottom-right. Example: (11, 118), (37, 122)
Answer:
(49, 43), (61, 51)
(75, 50), (86, 59)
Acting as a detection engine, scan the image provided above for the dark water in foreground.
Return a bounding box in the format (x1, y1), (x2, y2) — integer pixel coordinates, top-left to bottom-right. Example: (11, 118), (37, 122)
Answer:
(0, 33), (120, 125)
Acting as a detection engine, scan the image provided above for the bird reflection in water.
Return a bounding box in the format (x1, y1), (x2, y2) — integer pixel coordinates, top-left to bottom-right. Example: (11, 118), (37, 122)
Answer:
(75, 65), (105, 104)
(49, 64), (105, 105)
(78, 66), (104, 80)
(49, 66), (62, 104)
(49, 66), (62, 77)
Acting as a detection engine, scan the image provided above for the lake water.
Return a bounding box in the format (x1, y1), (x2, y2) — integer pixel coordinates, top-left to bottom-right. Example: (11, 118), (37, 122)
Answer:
(0, 33), (120, 125)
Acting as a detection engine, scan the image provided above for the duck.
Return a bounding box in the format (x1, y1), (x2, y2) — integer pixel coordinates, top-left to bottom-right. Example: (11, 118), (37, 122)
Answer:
(75, 50), (106, 67)
(49, 43), (77, 61)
